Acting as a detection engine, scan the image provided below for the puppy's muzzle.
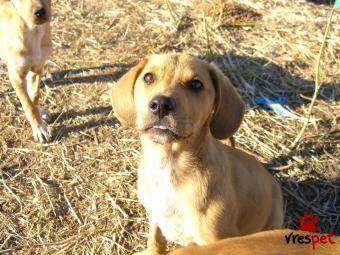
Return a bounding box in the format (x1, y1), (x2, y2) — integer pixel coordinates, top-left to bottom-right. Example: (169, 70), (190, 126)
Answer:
(149, 96), (176, 119)
(33, 6), (46, 19)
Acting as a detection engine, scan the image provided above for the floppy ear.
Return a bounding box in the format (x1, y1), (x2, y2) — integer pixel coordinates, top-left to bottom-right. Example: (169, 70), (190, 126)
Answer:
(209, 63), (245, 139)
(110, 59), (148, 127)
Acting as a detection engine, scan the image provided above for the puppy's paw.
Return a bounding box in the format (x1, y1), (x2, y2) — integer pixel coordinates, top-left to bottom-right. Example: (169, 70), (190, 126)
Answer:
(32, 122), (51, 142)
(39, 107), (52, 124)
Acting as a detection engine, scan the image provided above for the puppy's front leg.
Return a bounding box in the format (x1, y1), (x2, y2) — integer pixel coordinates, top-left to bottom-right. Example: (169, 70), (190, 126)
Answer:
(136, 220), (167, 255)
(8, 67), (50, 142)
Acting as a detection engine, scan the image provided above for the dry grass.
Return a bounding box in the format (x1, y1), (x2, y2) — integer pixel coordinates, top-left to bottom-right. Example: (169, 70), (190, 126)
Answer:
(0, 0), (339, 254)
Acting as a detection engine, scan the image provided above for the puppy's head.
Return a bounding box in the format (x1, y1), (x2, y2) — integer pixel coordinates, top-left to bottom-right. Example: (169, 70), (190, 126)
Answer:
(12, 0), (51, 25)
(110, 54), (244, 144)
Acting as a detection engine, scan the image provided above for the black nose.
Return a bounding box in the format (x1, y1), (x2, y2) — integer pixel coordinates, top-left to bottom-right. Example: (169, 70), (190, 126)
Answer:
(34, 7), (46, 18)
(149, 96), (175, 118)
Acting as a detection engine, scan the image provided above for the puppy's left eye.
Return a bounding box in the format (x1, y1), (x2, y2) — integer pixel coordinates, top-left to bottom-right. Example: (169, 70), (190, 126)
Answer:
(144, 73), (155, 85)
(188, 80), (204, 91)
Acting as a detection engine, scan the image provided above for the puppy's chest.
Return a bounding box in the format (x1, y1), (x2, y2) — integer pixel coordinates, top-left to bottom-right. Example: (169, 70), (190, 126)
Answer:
(138, 162), (196, 245)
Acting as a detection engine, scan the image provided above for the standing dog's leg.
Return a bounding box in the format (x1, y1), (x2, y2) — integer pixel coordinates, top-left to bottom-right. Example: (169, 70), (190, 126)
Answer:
(136, 220), (167, 255)
(35, 29), (53, 124)
(27, 68), (51, 123)
(8, 66), (50, 142)
(27, 69), (42, 106)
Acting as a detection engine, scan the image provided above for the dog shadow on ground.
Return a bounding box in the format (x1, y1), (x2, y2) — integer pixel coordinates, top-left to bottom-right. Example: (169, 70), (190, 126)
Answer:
(43, 63), (132, 87)
(42, 64), (133, 140)
(51, 107), (118, 141)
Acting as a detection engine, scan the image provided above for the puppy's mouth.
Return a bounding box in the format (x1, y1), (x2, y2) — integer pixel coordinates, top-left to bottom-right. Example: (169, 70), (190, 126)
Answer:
(142, 122), (180, 144)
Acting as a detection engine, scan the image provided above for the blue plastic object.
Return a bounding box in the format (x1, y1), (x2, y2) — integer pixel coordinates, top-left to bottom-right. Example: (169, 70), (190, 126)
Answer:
(255, 96), (298, 119)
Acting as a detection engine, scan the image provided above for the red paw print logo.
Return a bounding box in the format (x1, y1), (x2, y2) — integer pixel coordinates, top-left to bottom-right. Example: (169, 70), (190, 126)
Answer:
(299, 212), (318, 232)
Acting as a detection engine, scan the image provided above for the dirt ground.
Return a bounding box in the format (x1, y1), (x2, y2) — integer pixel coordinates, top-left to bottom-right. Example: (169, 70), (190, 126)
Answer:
(0, 0), (339, 254)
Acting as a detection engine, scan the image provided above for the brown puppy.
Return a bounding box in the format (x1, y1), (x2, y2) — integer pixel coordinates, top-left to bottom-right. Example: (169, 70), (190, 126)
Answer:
(110, 53), (284, 255)
(0, 0), (52, 142)
(168, 229), (340, 255)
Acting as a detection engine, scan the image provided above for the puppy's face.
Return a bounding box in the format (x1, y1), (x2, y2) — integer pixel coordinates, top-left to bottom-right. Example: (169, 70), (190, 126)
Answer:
(111, 53), (245, 145)
(134, 54), (215, 144)
(12, 0), (51, 25)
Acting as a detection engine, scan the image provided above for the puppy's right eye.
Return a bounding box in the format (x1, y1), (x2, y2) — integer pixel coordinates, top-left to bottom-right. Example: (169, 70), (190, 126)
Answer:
(143, 73), (154, 85)
(188, 79), (204, 91)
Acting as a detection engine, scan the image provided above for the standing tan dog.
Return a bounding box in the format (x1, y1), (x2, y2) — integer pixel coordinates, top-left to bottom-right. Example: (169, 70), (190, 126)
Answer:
(110, 53), (284, 255)
(0, 0), (52, 142)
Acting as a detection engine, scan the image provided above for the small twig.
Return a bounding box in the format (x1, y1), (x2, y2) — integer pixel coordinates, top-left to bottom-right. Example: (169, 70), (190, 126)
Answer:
(218, 0), (224, 24)
(106, 193), (128, 218)
(63, 193), (83, 225)
(1, 178), (23, 211)
(165, 0), (179, 24)
(204, 18), (213, 55)
(36, 175), (57, 217)
(290, 6), (336, 149)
